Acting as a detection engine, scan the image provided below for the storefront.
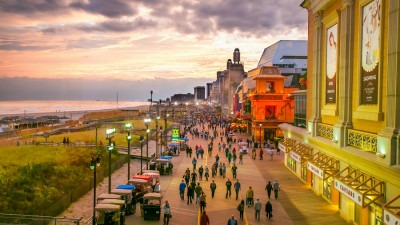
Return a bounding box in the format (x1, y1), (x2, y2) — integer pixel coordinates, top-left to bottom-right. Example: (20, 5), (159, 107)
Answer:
(285, 143), (313, 183)
(383, 195), (400, 225)
(278, 137), (297, 154)
(334, 166), (384, 225)
(307, 152), (339, 203)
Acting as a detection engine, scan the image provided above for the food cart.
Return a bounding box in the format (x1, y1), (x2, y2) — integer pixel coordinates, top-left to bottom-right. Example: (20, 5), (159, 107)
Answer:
(132, 174), (160, 192)
(156, 158), (171, 175)
(142, 172), (161, 192)
(167, 142), (180, 155)
(128, 178), (152, 202)
(111, 188), (135, 215)
(141, 193), (162, 220)
(95, 203), (123, 225)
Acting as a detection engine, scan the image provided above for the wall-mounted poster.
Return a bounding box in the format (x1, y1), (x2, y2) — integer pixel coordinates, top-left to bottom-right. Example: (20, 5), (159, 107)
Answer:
(361, 0), (380, 104)
(326, 24), (337, 104)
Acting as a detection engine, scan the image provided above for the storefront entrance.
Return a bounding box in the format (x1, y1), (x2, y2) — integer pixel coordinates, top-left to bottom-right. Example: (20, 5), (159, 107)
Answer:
(264, 128), (276, 141)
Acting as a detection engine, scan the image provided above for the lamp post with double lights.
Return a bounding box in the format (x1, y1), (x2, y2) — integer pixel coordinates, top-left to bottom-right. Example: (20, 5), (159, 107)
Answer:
(160, 125), (163, 155)
(90, 154), (100, 225)
(155, 116), (160, 158)
(106, 128), (116, 193)
(140, 135), (144, 174)
(259, 123), (262, 149)
(144, 118), (151, 169)
(125, 123), (133, 180)
(164, 112), (169, 151)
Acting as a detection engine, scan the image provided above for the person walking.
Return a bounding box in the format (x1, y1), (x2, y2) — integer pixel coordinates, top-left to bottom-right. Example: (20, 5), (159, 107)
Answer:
(204, 166), (209, 181)
(231, 164), (237, 179)
(227, 151), (232, 164)
(222, 163), (227, 178)
(227, 215), (238, 225)
(219, 163), (223, 177)
(210, 180), (217, 198)
(192, 156), (198, 170)
(252, 149), (256, 160)
(234, 179), (241, 200)
(191, 171), (198, 184)
(162, 200), (171, 225)
(265, 200), (273, 219)
(246, 186), (254, 207)
(273, 180), (280, 200)
(187, 183), (194, 204)
(198, 165), (204, 181)
(259, 148), (264, 160)
(200, 211), (210, 225)
(265, 181), (273, 199)
(269, 149), (274, 160)
(254, 198), (262, 221)
(179, 180), (186, 200)
(225, 179), (232, 198)
(200, 192), (207, 213)
(195, 183), (203, 204)
(232, 153), (237, 164)
(215, 154), (220, 164)
(239, 152), (243, 164)
(237, 200), (245, 221)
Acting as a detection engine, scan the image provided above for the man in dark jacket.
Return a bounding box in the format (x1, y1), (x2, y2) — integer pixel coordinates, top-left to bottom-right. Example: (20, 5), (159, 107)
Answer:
(179, 180), (186, 200)
(226, 179), (232, 198)
(265, 200), (273, 219)
(210, 180), (217, 198)
(265, 181), (273, 199)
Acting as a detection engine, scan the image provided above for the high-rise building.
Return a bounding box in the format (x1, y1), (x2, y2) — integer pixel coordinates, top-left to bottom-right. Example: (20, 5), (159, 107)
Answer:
(194, 86), (205, 101)
(206, 83), (213, 99)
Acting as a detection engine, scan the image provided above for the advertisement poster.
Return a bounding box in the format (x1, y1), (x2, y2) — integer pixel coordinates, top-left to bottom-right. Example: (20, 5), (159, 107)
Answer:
(361, 0), (380, 104)
(172, 128), (180, 141)
(326, 24), (337, 104)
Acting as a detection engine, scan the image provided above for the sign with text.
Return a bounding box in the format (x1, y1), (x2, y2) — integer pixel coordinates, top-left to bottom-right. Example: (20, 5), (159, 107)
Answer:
(326, 24), (337, 104)
(171, 128), (180, 141)
(383, 209), (400, 225)
(307, 162), (324, 179)
(334, 179), (363, 206)
(278, 143), (286, 152)
(290, 151), (301, 163)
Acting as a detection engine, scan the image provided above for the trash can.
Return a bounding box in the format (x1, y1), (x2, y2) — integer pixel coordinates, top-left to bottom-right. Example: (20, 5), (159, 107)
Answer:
(150, 162), (156, 170)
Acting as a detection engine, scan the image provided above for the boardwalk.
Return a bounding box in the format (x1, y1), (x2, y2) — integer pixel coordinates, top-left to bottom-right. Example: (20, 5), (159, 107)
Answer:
(125, 123), (349, 225)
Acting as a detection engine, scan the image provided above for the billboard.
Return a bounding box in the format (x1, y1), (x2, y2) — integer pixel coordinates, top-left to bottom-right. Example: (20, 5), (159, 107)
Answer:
(326, 24), (337, 104)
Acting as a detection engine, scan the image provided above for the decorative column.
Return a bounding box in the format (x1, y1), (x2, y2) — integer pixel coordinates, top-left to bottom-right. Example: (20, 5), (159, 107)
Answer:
(309, 11), (324, 137)
(378, 0), (400, 165)
(334, 0), (355, 147)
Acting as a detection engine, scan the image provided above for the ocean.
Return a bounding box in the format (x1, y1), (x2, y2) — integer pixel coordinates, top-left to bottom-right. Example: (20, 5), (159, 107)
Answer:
(0, 100), (149, 116)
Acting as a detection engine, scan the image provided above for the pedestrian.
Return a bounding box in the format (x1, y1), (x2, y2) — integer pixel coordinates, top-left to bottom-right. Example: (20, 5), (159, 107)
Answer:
(234, 179), (241, 200)
(196, 149), (200, 159)
(204, 166), (209, 181)
(200, 192), (207, 213)
(232, 153), (237, 164)
(276, 145), (281, 155)
(239, 152), (243, 164)
(269, 149), (274, 160)
(187, 183), (194, 204)
(252, 149), (256, 160)
(199, 165), (204, 181)
(273, 180), (280, 200)
(219, 163), (223, 177)
(63, 137), (66, 144)
(227, 151), (232, 164)
(215, 154), (220, 164)
(66, 137), (70, 145)
(192, 157), (197, 171)
(227, 215), (238, 225)
(162, 200), (171, 225)
(191, 171), (198, 183)
(265, 181), (273, 199)
(225, 179), (232, 198)
(195, 183), (203, 204)
(259, 148), (264, 160)
(265, 200), (273, 219)
(246, 186), (254, 207)
(210, 180), (217, 198)
(200, 211), (210, 225)
(254, 198), (262, 221)
(179, 180), (186, 200)
(222, 163), (226, 178)
(237, 200), (245, 221)
(231, 164), (237, 179)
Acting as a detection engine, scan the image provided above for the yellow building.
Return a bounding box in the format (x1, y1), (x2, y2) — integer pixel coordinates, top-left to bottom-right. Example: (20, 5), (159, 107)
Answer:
(278, 0), (400, 224)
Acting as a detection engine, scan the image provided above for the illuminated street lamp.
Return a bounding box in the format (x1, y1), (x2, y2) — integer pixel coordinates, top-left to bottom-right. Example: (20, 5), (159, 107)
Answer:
(259, 123), (262, 149)
(160, 125), (163, 155)
(144, 118), (151, 169)
(125, 123), (133, 180)
(155, 116), (160, 158)
(106, 127), (116, 193)
(140, 135), (144, 174)
(90, 154), (100, 225)
(164, 113), (169, 151)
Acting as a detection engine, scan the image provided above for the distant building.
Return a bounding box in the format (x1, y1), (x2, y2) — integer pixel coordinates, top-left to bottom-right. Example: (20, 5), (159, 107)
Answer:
(170, 93), (194, 103)
(194, 86), (205, 101)
(257, 40), (307, 87)
(206, 83), (213, 99)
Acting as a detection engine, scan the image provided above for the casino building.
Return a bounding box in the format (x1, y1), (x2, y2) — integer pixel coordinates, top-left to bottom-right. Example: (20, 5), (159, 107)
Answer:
(278, 0), (400, 224)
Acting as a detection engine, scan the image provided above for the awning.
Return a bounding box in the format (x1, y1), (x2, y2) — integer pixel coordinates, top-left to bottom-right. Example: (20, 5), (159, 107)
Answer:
(334, 166), (384, 208)
(290, 143), (313, 164)
(383, 195), (400, 225)
(307, 152), (339, 180)
(278, 138), (297, 152)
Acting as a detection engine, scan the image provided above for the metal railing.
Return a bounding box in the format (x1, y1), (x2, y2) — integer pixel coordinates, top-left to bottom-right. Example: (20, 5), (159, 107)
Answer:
(347, 129), (377, 152)
(0, 213), (83, 225)
(317, 123), (334, 140)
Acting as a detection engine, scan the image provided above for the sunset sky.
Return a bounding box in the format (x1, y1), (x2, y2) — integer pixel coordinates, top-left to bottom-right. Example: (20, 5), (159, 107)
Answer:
(0, 0), (307, 100)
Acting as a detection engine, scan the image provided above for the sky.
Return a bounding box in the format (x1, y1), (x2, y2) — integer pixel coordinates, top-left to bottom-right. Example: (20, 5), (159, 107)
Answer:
(0, 0), (308, 101)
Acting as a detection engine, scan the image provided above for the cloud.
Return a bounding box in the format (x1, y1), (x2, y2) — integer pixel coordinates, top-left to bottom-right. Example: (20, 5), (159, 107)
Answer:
(0, 0), (67, 15)
(0, 38), (56, 51)
(69, 0), (137, 18)
(75, 18), (157, 33)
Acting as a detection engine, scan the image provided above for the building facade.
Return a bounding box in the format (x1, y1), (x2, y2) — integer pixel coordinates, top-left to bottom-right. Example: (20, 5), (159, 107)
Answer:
(279, 0), (400, 224)
(194, 86), (205, 101)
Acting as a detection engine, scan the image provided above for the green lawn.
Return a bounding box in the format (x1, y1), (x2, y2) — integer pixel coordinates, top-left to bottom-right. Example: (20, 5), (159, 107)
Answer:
(0, 145), (119, 214)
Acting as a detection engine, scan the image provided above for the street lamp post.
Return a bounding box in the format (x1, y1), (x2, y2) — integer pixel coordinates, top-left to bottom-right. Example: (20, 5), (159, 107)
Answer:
(90, 154), (100, 225)
(106, 128), (116, 193)
(140, 135), (144, 174)
(155, 116), (160, 158)
(160, 125), (163, 155)
(164, 113), (169, 151)
(259, 123), (262, 149)
(144, 118), (152, 169)
(125, 123), (133, 180)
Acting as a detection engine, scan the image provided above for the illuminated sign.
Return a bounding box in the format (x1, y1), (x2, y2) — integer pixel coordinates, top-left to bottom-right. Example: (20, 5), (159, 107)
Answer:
(383, 209), (400, 225)
(307, 162), (324, 179)
(278, 143), (286, 152)
(290, 151), (301, 163)
(334, 179), (363, 206)
(172, 128), (180, 141)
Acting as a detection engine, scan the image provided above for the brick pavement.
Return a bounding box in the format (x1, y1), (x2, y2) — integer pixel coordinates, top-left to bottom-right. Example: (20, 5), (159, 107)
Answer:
(125, 123), (349, 225)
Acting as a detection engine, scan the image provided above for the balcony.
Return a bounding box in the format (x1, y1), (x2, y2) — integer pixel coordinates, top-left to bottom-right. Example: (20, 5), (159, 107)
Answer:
(317, 123), (334, 140)
(347, 129), (378, 152)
